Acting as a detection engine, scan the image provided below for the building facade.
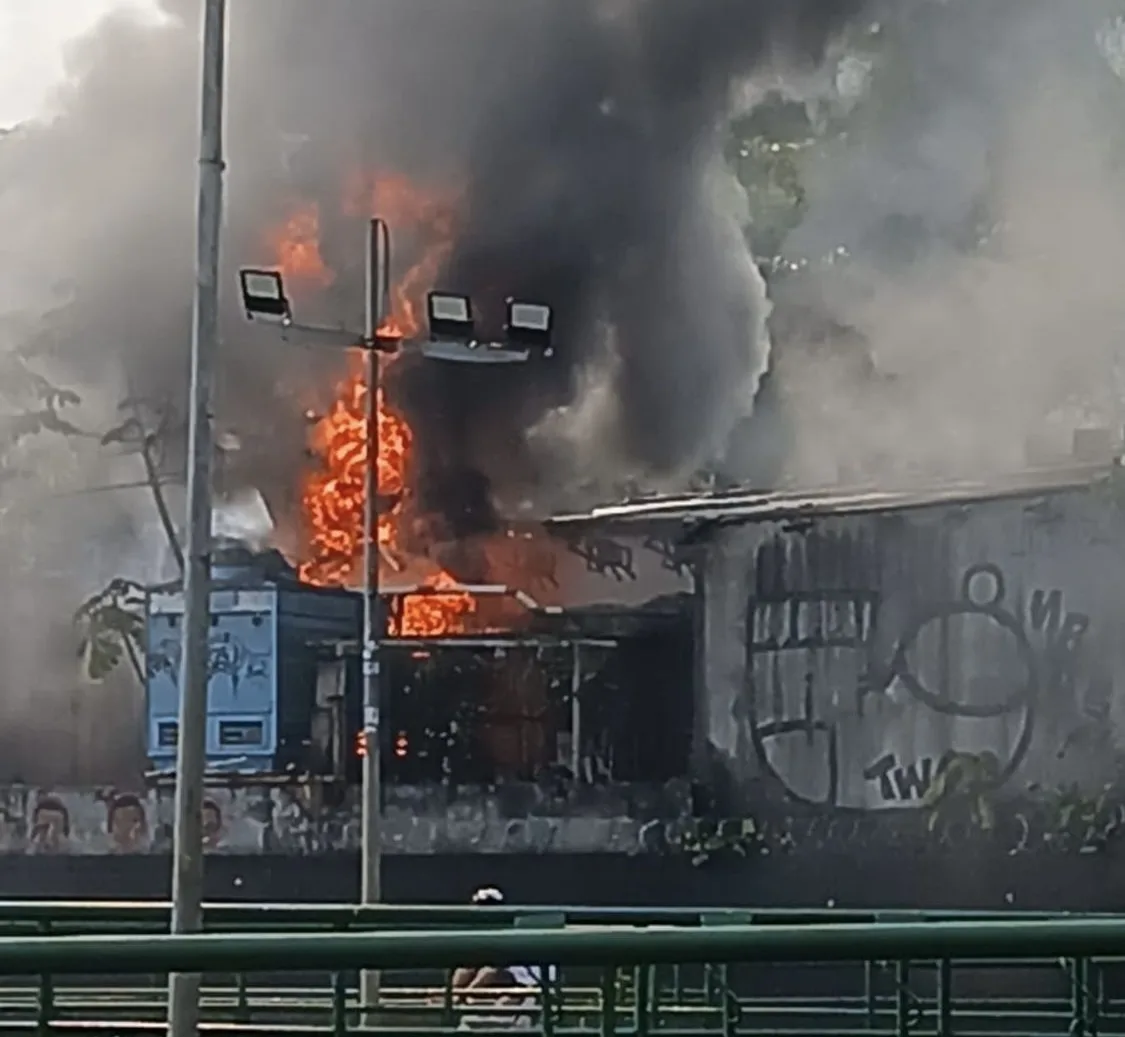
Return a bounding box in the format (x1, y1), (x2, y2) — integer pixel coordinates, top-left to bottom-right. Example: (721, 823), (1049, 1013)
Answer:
(693, 468), (1124, 813)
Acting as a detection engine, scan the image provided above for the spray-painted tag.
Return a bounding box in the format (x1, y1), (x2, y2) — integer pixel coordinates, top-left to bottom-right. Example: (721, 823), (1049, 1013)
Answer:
(363, 706), (380, 734)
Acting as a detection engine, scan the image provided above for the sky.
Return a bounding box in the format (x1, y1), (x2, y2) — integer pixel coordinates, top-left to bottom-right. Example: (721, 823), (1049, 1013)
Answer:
(0, 0), (160, 127)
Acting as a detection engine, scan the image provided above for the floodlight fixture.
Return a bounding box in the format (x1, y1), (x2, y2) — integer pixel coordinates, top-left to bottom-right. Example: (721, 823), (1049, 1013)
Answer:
(426, 291), (475, 341)
(505, 299), (553, 353)
(239, 269), (291, 324)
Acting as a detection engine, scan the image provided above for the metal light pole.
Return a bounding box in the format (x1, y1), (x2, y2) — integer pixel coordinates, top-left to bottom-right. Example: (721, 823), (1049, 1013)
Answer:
(237, 229), (541, 1022)
(361, 219), (390, 1015)
(168, 1), (226, 1036)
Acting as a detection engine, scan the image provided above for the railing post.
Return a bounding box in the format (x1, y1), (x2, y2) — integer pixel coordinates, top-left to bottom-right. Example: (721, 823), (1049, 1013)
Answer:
(1070, 956), (1092, 1037)
(331, 916), (350, 1037)
(864, 959), (876, 1029)
(895, 960), (911, 1037)
(441, 968), (455, 1030)
(36, 920), (54, 1037)
(936, 958), (952, 1037)
(632, 965), (651, 1037)
(331, 966), (348, 1037)
(718, 964), (737, 1037)
(600, 966), (617, 1037)
(234, 970), (250, 1023)
(541, 961), (555, 1037)
(1089, 959), (1101, 1037)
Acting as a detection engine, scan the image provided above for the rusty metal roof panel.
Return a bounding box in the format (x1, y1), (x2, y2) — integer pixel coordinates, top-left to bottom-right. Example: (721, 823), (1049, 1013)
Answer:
(546, 463), (1114, 530)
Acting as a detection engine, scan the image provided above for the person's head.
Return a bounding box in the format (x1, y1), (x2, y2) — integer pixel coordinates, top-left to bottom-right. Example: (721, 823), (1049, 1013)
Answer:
(470, 887), (504, 906)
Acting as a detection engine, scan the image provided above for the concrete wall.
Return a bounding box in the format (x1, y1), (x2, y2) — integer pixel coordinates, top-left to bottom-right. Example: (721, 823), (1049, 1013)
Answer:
(0, 780), (689, 856)
(701, 484), (1125, 810)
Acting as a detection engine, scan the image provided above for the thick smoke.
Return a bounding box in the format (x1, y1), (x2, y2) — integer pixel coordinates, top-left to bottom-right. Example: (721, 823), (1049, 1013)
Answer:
(0, 0), (864, 778)
(400, 0), (869, 523)
(741, 0), (1125, 488)
(9, 0), (1125, 782)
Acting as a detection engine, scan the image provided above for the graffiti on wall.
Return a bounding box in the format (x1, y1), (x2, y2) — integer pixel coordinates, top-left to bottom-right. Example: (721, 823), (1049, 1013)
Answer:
(563, 534), (638, 581)
(747, 560), (1108, 810)
(147, 631), (271, 694)
(0, 782), (691, 856)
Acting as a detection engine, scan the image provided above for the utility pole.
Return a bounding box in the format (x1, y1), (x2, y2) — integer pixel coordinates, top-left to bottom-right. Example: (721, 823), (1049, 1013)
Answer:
(168, 1), (226, 1035)
(360, 218), (390, 1015)
(237, 221), (546, 1017)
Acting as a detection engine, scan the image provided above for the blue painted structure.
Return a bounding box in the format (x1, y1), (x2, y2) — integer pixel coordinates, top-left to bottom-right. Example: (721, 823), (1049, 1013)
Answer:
(144, 546), (362, 774)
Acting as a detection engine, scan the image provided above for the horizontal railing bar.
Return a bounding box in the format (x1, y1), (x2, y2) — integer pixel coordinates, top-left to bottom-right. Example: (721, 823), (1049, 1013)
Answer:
(3, 920), (1125, 974)
(0, 901), (1110, 926)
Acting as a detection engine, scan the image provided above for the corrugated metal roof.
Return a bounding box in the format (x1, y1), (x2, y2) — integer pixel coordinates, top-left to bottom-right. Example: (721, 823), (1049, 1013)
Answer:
(545, 462), (1116, 530)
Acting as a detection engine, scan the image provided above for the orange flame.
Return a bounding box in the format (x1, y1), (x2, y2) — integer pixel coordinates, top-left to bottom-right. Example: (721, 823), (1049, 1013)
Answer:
(297, 363), (410, 586)
(267, 173), (476, 636)
(394, 570), (478, 637)
(346, 172), (457, 339)
(267, 202), (334, 288)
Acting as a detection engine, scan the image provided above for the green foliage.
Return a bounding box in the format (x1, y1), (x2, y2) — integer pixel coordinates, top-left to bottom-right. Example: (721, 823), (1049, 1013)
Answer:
(1087, 464), (1125, 516)
(1039, 783), (1114, 845)
(727, 98), (821, 261)
(0, 353), (82, 438)
(73, 578), (146, 684)
(72, 396), (183, 684)
(675, 818), (761, 867)
(99, 415), (147, 448)
(923, 751), (1001, 833)
(0, 349), (86, 486)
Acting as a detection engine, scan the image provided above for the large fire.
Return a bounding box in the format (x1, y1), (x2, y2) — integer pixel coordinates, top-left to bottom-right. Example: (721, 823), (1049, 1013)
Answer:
(267, 175), (484, 637)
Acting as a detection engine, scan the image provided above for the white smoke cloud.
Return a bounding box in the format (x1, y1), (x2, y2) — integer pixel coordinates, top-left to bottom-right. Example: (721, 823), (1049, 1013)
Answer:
(0, 0), (165, 126)
(750, 0), (1125, 489)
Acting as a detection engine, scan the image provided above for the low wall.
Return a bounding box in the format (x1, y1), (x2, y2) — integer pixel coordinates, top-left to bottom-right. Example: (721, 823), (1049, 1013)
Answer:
(0, 781), (689, 856)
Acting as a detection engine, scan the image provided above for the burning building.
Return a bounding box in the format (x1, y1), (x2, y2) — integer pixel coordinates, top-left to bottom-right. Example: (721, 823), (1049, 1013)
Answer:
(143, 167), (707, 783)
(0, 0), (881, 793)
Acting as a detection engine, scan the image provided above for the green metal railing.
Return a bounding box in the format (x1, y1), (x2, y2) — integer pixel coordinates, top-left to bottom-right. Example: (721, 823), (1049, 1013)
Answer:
(12, 918), (1125, 969)
(0, 900), (1097, 934)
(1, 919), (1125, 1035)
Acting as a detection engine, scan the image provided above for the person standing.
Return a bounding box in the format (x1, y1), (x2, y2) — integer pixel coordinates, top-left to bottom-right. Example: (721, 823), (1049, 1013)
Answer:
(452, 887), (556, 1030)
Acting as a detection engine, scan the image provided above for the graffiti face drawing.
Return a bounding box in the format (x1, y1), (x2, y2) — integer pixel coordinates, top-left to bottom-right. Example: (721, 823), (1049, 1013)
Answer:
(202, 799), (224, 850)
(29, 798), (70, 855)
(747, 561), (1092, 810)
(107, 795), (149, 853)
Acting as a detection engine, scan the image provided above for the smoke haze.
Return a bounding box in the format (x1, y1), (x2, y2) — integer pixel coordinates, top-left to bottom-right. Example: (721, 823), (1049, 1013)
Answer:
(753, 0), (1125, 488)
(10, 0), (1125, 777)
(0, 0), (865, 777)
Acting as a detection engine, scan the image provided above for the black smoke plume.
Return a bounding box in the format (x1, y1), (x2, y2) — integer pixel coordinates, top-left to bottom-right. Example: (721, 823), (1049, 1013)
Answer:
(396, 0), (870, 528)
(0, 0), (862, 778)
(4, 0), (864, 533)
(2, 0), (869, 558)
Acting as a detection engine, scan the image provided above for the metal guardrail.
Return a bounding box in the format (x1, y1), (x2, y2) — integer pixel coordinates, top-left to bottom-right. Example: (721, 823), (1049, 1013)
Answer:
(0, 900), (1098, 931)
(0, 920), (1123, 1035)
(6, 919), (1125, 971)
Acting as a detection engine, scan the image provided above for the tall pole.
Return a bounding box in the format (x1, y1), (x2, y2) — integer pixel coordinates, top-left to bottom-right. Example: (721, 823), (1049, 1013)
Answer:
(360, 218), (387, 1013)
(168, 1), (225, 1035)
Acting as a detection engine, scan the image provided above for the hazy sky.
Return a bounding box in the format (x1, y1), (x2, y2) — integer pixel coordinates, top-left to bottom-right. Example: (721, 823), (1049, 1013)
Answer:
(0, 0), (160, 127)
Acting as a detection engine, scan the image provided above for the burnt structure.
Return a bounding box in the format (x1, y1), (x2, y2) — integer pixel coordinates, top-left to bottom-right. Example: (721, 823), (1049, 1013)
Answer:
(14, 457), (1125, 912)
(548, 458), (1125, 824)
(143, 543), (694, 791)
(145, 545), (363, 776)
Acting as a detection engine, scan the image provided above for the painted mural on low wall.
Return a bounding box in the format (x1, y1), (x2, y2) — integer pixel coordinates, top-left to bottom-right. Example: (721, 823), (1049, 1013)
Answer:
(702, 482), (1125, 814)
(0, 782), (691, 856)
